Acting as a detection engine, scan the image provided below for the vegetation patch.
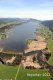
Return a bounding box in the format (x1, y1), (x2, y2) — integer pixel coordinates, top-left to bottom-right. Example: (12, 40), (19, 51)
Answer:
(26, 39), (34, 45)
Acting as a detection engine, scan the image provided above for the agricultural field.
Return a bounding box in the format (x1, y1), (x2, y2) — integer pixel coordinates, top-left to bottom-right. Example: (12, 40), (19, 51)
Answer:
(0, 64), (51, 80)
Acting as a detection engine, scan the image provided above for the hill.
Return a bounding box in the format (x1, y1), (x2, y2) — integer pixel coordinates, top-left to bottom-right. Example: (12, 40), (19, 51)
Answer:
(41, 20), (53, 31)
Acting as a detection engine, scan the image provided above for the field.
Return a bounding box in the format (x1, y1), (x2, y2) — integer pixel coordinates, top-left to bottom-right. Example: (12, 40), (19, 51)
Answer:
(0, 64), (18, 79)
(48, 39), (53, 65)
(0, 64), (51, 80)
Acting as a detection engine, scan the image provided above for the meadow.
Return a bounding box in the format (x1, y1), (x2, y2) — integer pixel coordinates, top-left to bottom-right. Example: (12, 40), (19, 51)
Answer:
(0, 64), (51, 80)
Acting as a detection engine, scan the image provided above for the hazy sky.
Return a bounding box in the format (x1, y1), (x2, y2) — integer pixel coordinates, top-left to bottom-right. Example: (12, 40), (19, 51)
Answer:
(0, 0), (53, 20)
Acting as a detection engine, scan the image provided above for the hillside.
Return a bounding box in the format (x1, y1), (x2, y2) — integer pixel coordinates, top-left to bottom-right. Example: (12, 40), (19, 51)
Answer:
(41, 20), (53, 31)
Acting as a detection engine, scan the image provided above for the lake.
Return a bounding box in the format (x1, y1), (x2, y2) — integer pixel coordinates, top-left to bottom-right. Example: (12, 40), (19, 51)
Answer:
(0, 22), (39, 51)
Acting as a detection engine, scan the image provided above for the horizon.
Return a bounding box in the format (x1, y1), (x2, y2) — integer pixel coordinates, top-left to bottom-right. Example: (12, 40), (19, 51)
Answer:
(0, 17), (53, 21)
(0, 0), (53, 20)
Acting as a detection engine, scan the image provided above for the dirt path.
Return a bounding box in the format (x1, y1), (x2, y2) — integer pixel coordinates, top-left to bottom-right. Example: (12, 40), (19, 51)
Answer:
(15, 64), (21, 80)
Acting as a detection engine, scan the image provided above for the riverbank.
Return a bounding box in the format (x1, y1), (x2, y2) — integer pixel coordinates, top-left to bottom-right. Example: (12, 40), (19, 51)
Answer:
(25, 36), (47, 53)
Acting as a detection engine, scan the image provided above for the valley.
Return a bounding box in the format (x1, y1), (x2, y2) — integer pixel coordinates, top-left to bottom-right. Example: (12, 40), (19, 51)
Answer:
(0, 18), (53, 80)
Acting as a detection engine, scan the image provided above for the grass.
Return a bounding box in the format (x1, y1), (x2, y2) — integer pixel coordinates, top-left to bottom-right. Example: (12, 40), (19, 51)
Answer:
(0, 64), (18, 79)
(0, 64), (51, 80)
(47, 39), (53, 65)
(26, 39), (34, 44)
(17, 65), (50, 80)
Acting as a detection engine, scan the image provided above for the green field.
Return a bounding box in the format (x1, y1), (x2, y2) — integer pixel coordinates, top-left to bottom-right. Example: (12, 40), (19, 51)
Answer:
(17, 66), (50, 80)
(0, 64), (18, 79)
(48, 39), (53, 65)
(0, 64), (51, 80)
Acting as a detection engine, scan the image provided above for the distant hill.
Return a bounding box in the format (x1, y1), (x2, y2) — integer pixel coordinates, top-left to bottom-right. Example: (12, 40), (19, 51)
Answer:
(0, 18), (40, 23)
(41, 20), (53, 31)
(0, 18), (31, 24)
(0, 18), (53, 31)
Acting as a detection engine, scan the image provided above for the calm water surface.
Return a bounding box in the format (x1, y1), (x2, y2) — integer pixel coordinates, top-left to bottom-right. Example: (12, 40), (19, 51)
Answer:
(0, 22), (39, 51)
